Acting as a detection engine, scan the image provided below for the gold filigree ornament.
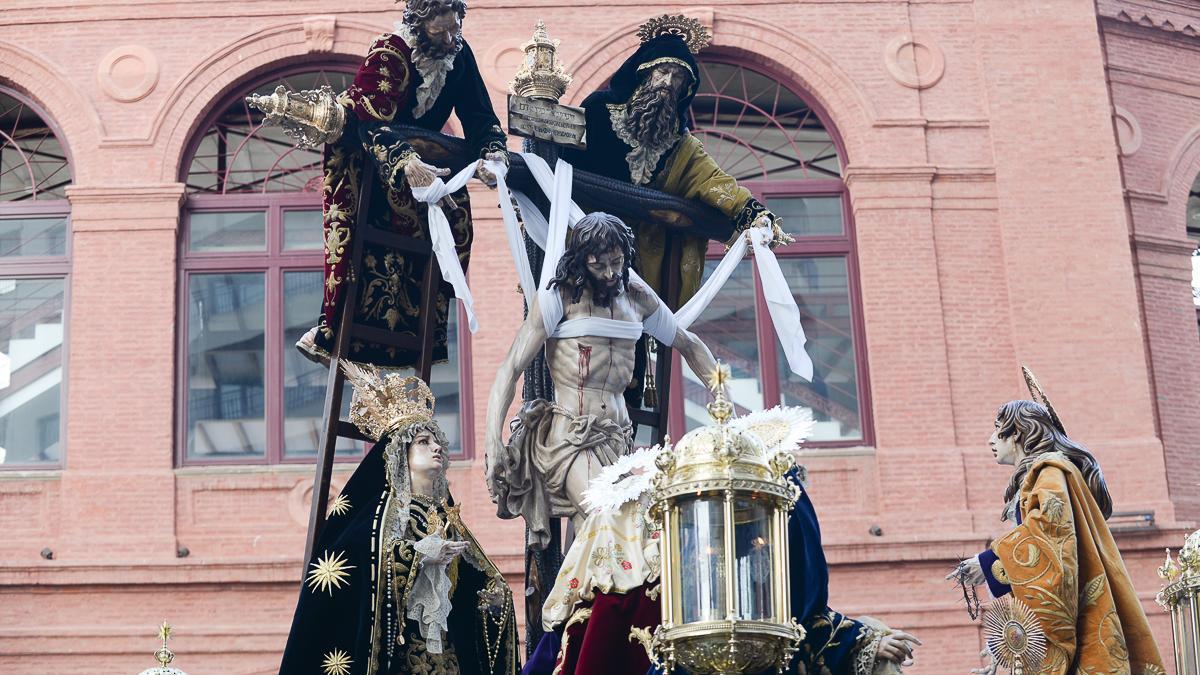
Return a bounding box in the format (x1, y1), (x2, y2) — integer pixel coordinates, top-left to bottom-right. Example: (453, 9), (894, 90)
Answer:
(245, 85), (346, 150)
(340, 363), (436, 441)
(983, 597), (1048, 675)
(636, 14), (712, 54)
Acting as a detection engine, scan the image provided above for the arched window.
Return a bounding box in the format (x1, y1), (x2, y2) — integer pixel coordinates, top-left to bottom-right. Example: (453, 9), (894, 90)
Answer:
(178, 66), (471, 465)
(1188, 173), (1200, 329)
(671, 58), (871, 446)
(0, 86), (71, 468)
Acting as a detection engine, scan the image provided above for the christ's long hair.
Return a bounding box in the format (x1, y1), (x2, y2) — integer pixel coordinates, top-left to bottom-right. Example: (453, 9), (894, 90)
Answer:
(996, 400), (1113, 521)
(549, 212), (637, 306)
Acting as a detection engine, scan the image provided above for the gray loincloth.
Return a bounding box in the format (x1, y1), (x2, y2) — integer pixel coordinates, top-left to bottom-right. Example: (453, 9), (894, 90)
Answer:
(489, 399), (632, 550)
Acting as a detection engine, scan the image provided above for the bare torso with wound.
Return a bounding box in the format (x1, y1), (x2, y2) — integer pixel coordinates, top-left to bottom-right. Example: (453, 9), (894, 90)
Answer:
(545, 282), (652, 428)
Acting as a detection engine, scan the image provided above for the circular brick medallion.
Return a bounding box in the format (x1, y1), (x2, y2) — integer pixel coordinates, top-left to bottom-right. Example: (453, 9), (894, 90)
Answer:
(885, 35), (945, 90)
(97, 45), (159, 102)
(1113, 105), (1142, 156)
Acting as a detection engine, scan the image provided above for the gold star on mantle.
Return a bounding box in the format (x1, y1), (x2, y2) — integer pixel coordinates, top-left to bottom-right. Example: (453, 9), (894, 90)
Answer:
(307, 550), (355, 595)
(328, 494), (351, 517)
(322, 648), (353, 675)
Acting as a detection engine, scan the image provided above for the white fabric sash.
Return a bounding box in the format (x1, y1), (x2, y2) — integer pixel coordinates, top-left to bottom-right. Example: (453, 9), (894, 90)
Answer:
(410, 162), (482, 333)
(494, 152), (814, 382)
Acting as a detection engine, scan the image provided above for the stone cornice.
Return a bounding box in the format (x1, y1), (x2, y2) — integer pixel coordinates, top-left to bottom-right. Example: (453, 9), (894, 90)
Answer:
(1099, 0), (1200, 40)
(1132, 231), (1196, 256)
(66, 183), (186, 229)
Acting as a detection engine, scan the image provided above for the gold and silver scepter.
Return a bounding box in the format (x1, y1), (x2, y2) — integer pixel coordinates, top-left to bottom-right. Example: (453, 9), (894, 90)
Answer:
(245, 84), (346, 150)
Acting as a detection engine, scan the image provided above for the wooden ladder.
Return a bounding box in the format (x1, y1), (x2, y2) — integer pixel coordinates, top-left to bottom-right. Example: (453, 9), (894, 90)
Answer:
(302, 162), (443, 564)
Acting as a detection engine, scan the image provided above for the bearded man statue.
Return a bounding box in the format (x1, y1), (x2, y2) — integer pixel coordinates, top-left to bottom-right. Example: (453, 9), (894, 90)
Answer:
(297, 0), (508, 368)
(562, 15), (788, 307)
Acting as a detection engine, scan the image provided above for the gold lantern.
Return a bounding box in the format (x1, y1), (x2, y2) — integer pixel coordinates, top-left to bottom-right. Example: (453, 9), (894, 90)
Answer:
(1159, 528), (1200, 672)
(510, 20), (572, 102)
(637, 365), (804, 674)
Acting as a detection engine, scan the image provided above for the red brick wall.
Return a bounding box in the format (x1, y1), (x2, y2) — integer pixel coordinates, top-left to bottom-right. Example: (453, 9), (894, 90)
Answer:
(0, 1), (1189, 673)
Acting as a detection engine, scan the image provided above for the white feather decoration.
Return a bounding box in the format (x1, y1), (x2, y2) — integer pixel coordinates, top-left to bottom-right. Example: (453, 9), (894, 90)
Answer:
(581, 445), (663, 514)
(728, 406), (815, 453)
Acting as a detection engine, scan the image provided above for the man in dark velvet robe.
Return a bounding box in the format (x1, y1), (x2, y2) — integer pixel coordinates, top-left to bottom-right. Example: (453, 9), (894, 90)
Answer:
(561, 21), (787, 307)
(296, 0), (507, 368)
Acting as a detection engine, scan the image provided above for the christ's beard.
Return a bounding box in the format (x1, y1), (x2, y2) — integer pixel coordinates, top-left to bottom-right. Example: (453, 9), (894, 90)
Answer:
(587, 276), (624, 309)
(624, 86), (678, 150)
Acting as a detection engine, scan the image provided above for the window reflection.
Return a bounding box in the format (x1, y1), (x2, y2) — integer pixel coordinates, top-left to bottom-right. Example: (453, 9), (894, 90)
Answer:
(778, 257), (860, 442)
(282, 270), (357, 458)
(0, 278), (63, 465)
(186, 273), (266, 458)
(683, 259), (764, 431)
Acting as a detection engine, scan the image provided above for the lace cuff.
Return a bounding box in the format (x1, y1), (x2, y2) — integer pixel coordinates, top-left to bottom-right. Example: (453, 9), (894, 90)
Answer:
(408, 534), (454, 654)
(854, 625), (886, 675)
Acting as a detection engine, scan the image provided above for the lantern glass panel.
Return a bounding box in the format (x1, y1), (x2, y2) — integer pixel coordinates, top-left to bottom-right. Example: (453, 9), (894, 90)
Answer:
(1183, 593), (1198, 665)
(734, 497), (774, 621)
(677, 495), (728, 623)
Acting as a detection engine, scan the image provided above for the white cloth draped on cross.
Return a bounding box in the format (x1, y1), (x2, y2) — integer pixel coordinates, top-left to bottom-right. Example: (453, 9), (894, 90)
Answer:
(408, 153), (814, 381)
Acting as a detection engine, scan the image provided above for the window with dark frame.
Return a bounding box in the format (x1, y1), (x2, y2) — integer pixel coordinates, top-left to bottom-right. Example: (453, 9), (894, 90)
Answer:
(666, 58), (871, 447)
(1187, 173), (1200, 335)
(0, 87), (71, 469)
(177, 67), (470, 466)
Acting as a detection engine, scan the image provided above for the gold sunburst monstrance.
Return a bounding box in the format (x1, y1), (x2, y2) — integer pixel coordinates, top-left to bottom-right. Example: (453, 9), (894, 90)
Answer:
(983, 597), (1048, 675)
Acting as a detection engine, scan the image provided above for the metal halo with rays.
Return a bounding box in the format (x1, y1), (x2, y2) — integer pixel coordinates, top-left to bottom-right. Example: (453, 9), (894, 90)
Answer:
(1021, 366), (1065, 434)
(983, 596), (1048, 675)
(636, 14), (712, 54)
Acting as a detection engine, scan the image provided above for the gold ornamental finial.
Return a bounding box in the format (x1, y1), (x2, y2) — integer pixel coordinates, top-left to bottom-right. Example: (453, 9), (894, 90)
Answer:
(246, 85), (346, 150)
(138, 620), (187, 675)
(340, 363), (436, 441)
(636, 14), (712, 54)
(706, 361), (733, 425)
(155, 621), (174, 666)
(510, 21), (573, 101)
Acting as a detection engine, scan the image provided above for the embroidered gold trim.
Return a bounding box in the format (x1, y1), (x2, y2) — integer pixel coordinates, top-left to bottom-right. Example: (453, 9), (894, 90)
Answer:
(991, 558), (1011, 585)
(553, 607), (594, 675)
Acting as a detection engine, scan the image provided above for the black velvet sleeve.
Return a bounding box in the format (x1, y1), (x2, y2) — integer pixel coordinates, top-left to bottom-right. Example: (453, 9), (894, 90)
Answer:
(358, 122), (417, 190)
(454, 42), (508, 159)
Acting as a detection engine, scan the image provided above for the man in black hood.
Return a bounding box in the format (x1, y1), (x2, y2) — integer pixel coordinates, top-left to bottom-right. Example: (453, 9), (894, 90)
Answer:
(563, 15), (789, 306)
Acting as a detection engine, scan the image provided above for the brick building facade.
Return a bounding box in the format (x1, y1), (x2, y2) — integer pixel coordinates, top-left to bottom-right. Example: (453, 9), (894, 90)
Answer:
(0, 1), (1195, 673)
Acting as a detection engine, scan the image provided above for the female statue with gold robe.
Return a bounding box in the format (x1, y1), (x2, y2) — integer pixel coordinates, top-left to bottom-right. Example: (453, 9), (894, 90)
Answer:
(948, 379), (1165, 675)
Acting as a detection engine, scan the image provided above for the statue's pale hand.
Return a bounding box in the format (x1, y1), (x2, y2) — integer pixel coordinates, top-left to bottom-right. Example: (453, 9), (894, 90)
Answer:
(418, 535), (469, 565)
(946, 555), (986, 586)
(876, 630), (921, 666)
(475, 151), (506, 187)
(969, 648), (998, 675)
(749, 214), (794, 248)
(404, 157), (449, 189)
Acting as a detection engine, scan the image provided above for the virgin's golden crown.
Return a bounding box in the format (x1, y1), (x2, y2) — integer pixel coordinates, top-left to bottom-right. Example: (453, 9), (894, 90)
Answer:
(341, 363), (436, 441)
